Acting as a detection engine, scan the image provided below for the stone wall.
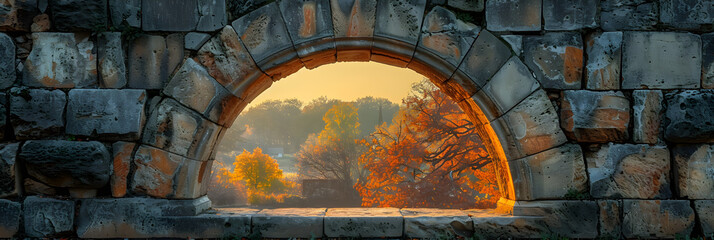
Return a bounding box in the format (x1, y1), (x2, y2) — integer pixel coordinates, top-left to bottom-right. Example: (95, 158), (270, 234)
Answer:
(0, 0), (713, 238)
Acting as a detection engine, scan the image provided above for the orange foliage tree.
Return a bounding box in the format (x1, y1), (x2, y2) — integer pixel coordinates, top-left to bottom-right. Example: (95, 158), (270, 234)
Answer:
(207, 161), (247, 206)
(233, 147), (298, 205)
(355, 79), (500, 209)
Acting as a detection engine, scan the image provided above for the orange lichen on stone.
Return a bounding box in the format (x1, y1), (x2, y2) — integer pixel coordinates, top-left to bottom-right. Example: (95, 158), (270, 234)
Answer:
(299, 3), (317, 38)
(111, 142), (135, 197)
(562, 46), (583, 84)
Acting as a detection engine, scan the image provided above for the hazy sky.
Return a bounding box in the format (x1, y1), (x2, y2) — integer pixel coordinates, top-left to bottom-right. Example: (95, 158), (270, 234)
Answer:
(247, 62), (424, 109)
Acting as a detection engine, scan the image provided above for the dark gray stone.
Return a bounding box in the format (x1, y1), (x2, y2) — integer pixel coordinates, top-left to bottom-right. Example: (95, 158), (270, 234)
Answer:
(600, 1), (658, 31)
(696, 200), (714, 236)
(585, 32), (622, 90)
(0, 143), (19, 198)
(50, 0), (108, 31)
(509, 144), (585, 200)
(98, 32), (127, 88)
(598, 200), (622, 239)
(543, 0), (598, 30)
(447, 0), (483, 12)
(457, 30), (511, 90)
(142, 0), (198, 31)
(185, 32), (211, 51)
(197, 0), (227, 31)
(374, 0), (426, 45)
(0, 199), (20, 238)
(501, 35), (522, 55)
(23, 196), (74, 238)
(9, 88), (66, 139)
(586, 144), (671, 199)
(0, 0), (39, 31)
(0, 33), (15, 89)
(511, 201), (599, 238)
(128, 34), (184, 89)
(523, 32), (583, 89)
(109, 0), (141, 28)
(560, 90), (630, 142)
(660, 0), (714, 29)
(623, 200), (695, 239)
(66, 89), (147, 140)
(486, 0), (541, 31)
(703, 33), (714, 89)
(622, 32), (701, 89)
(20, 140), (111, 188)
(231, 2), (293, 66)
(664, 90), (714, 143)
(632, 90), (663, 144)
(674, 144), (714, 199)
(417, 6), (479, 67)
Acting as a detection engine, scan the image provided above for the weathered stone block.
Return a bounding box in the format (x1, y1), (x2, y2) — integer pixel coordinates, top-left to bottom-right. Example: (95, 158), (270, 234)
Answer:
(598, 200), (622, 239)
(9, 88), (66, 139)
(0, 199), (20, 238)
(401, 208), (473, 238)
(50, 0), (107, 31)
(128, 34), (184, 89)
(142, 99), (221, 161)
(0, 143), (19, 198)
(673, 144), (714, 199)
(585, 32), (622, 90)
(185, 32), (211, 51)
(510, 144), (587, 200)
(486, 0), (541, 31)
(456, 30), (511, 91)
(23, 33), (97, 88)
(664, 90), (714, 143)
(331, 0), (376, 61)
(471, 213), (548, 239)
(23, 178), (57, 196)
(132, 145), (212, 199)
(21, 140), (111, 189)
(23, 196), (74, 237)
(623, 200), (695, 239)
(279, 0), (335, 68)
(601, 2), (658, 31)
(418, 6), (479, 68)
(560, 90), (630, 142)
(30, 13), (49, 32)
(586, 144), (671, 199)
(197, 0), (227, 31)
(622, 32), (701, 89)
(543, 0), (598, 30)
(480, 57), (540, 118)
(501, 35), (522, 56)
(523, 32), (583, 89)
(448, 0), (483, 12)
(633, 90), (662, 144)
(0, 33), (15, 89)
(111, 141), (135, 198)
(372, 0), (426, 66)
(253, 208), (325, 238)
(704, 33), (714, 89)
(0, 0), (39, 31)
(510, 201), (599, 238)
(325, 208), (403, 237)
(660, 0), (714, 29)
(98, 32), (126, 88)
(109, 0), (141, 28)
(66, 89), (147, 140)
(696, 200), (714, 236)
(142, 0), (198, 31)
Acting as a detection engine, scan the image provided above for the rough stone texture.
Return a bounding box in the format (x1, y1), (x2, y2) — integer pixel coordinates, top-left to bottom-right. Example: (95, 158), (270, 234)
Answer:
(142, 0), (198, 31)
(23, 178), (57, 196)
(66, 89), (147, 140)
(543, 0), (598, 30)
(0, 199), (20, 238)
(510, 201), (599, 238)
(586, 144), (671, 199)
(479, 57), (540, 118)
(0, 0), (39, 31)
(279, 0), (335, 68)
(560, 90), (630, 142)
(128, 34), (184, 89)
(417, 6), (479, 67)
(401, 208), (473, 238)
(665, 90), (714, 143)
(325, 208), (403, 238)
(623, 200), (695, 239)
(447, 0), (483, 12)
(499, 90), (567, 159)
(109, 0), (141, 28)
(501, 35), (522, 56)
(330, 0), (376, 61)
(0, 33), (15, 89)
(622, 32), (701, 89)
(510, 144), (587, 200)
(9, 88), (66, 139)
(131, 145), (212, 199)
(696, 200), (714, 236)
(98, 32), (127, 88)
(704, 33), (714, 89)
(142, 98), (221, 161)
(21, 140), (111, 189)
(30, 13), (50, 32)
(23, 196), (74, 238)
(471, 213), (548, 239)
(185, 32), (211, 51)
(23, 33), (97, 88)
(485, 0), (541, 31)
(598, 200), (622, 239)
(0, 143), (19, 198)
(50, 0), (107, 31)
(253, 208), (325, 238)
(197, 0), (227, 32)
(111, 141), (135, 198)
(600, 1), (658, 31)
(660, 0), (714, 29)
(523, 32), (583, 89)
(632, 90), (663, 144)
(456, 30), (511, 92)
(372, 0), (426, 66)
(673, 144), (714, 199)
(585, 32), (622, 90)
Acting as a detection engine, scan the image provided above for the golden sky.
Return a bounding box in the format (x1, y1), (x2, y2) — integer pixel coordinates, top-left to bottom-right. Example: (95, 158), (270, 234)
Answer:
(247, 62), (424, 109)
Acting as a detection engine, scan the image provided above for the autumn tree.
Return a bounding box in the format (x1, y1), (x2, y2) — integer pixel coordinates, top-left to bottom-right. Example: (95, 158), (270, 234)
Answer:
(233, 148), (289, 195)
(207, 161), (247, 206)
(355, 79), (500, 209)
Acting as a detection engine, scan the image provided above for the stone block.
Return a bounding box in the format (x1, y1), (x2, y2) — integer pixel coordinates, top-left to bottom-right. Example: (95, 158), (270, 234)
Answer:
(523, 32), (583, 89)
(142, 0), (198, 31)
(601, 2), (658, 31)
(585, 32), (622, 90)
(448, 0), (483, 12)
(660, 0), (714, 29)
(330, 0), (376, 61)
(664, 90), (714, 143)
(197, 0), (227, 31)
(632, 90), (662, 144)
(485, 0), (541, 31)
(673, 144), (714, 199)
(586, 144), (671, 199)
(9, 88), (65, 139)
(372, 0), (426, 66)
(0, 199), (20, 238)
(21, 140), (111, 189)
(30, 13), (49, 32)
(109, 0), (140, 28)
(510, 201), (599, 238)
(23, 178), (57, 196)
(456, 30), (511, 92)
(560, 90), (630, 142)
(0, 33), (15, 89)
(0, 143), (19, 198)
(66, 89), (147, 140)
(111, 141), (135, 197)
(164, 58), (241, 126)
(704, 33), (714, 89)
(325, 208), (403, 238)
(598, 200), (622, 239)
(23, 33), (97, 88)
(623, 200), (695, 239)
(479, 56), (539, 119)
(417, 6), (479, 67)
(696, 200), (714, 236)
(471, 214), (548, 239)
(50, 0), (107, 31)
(509, 144), (587, 200)
(622, 32), (701, 89)
(23, 196), (74, 238)
(98, 32), (127, 88)
(253, 208), (325, 238)
(0, 0), (39, 31)
(142, 98), (221, 161)
(543, 0), (598, 30)
(128, 34), (184, 89)
(185, 32), (211, 51)
(279, 0), (335, 68)
(401, 208), (473, 238)
(501, 35), (522, 56)
(132, 145), (212, 199)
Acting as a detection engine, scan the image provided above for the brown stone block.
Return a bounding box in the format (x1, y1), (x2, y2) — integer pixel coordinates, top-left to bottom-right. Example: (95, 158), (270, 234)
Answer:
(560, 90), (630, 143)
(111, 141), (135, 198)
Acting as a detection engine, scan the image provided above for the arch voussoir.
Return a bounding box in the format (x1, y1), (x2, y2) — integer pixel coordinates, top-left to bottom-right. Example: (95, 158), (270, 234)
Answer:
(278, 0), (337, 69)
(370, 0), (426, 68)
(330, 0), (377, 62)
